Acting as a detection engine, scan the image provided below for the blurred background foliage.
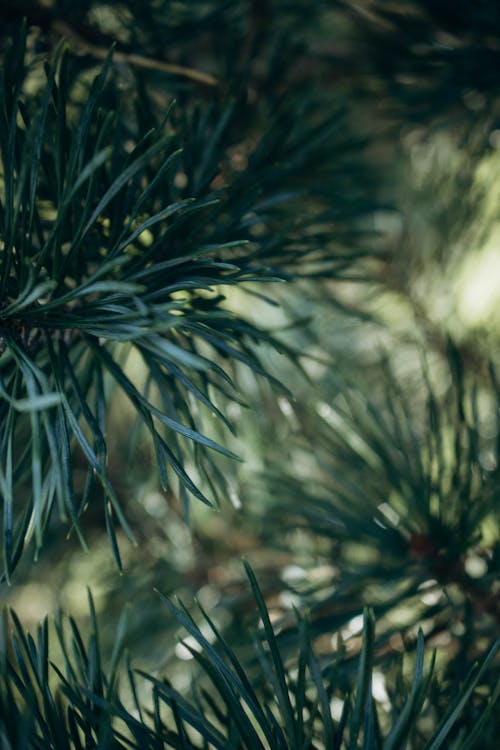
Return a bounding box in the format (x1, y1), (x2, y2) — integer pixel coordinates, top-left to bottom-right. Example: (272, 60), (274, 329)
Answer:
(0, 0), (499, 747)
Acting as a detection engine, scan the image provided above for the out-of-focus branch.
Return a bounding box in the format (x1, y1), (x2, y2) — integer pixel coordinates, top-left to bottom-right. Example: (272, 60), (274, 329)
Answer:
(52, 20), (219, 87)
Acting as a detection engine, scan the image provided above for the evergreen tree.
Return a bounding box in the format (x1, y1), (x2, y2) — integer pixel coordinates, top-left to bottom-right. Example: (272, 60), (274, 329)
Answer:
(0, 2), (498, 748)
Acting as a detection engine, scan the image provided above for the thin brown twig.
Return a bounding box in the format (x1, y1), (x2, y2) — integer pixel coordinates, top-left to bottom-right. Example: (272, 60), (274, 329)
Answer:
(53, 20), (219, 87)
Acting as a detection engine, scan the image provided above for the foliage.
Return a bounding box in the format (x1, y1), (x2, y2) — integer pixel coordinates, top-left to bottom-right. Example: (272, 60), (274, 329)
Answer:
(0, 1), (499, 748)
(340, 0), (500, 127)
(1, 568), (498, 749)
(0, 20), (371, 576)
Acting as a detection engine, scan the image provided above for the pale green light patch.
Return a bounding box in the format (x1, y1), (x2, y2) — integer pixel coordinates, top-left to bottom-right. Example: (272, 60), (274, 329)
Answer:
(343, 613), (364, 637)
(175, 636), (200, 661)
(456, 225), (500, 327)
(464, 555), (488, 579)
(138, 228), (154, 247)
(281, 564), (307, 583)
(372, 672), (390, 705)
(330, 697), (345, 721)
(279, 590), (301, 609)
(8, 582), (57, 621)
(377, 501), (400, 527)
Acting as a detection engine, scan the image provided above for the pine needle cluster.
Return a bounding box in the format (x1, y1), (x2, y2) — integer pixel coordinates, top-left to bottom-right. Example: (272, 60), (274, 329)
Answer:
(0, 2), (498, 748)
